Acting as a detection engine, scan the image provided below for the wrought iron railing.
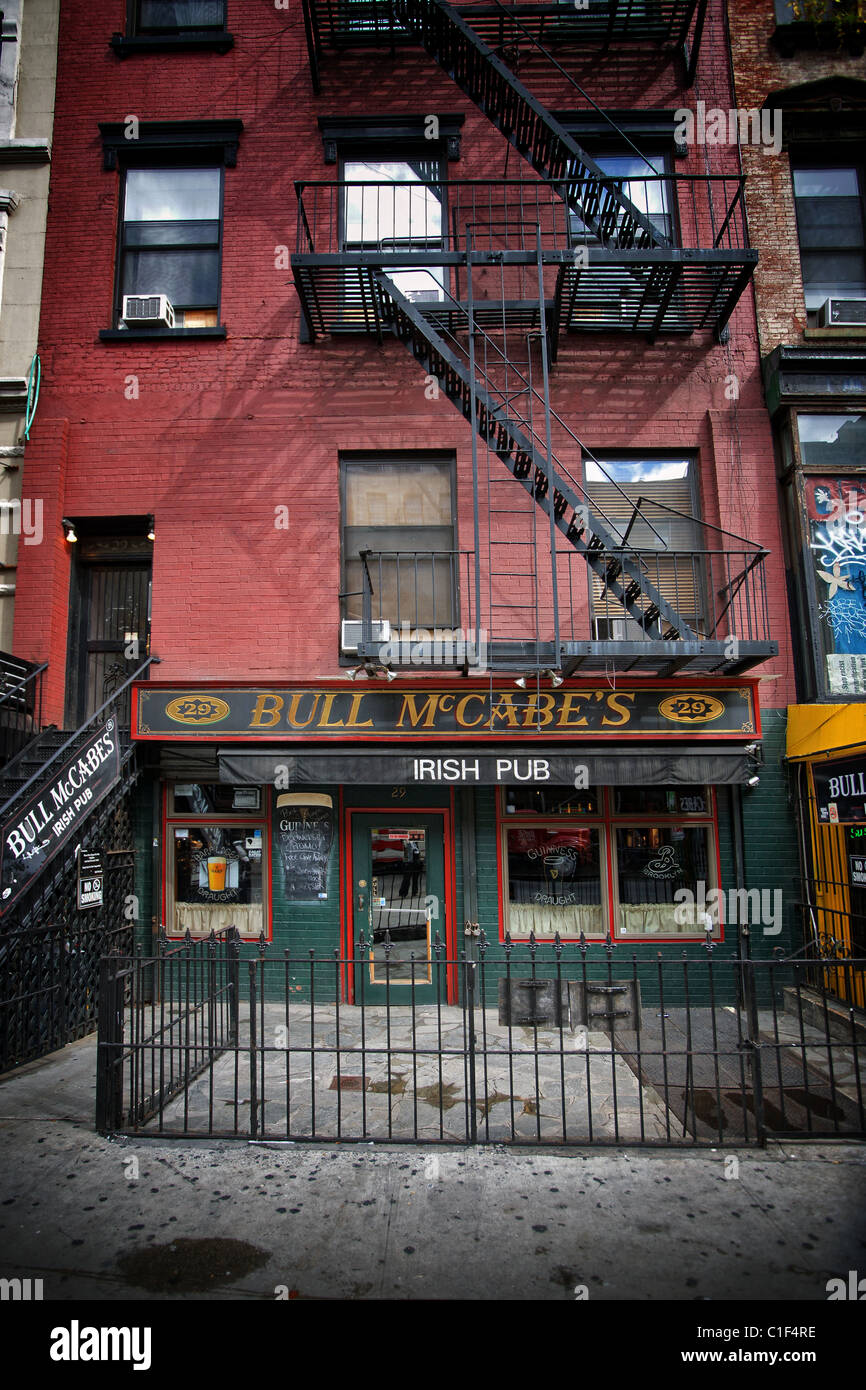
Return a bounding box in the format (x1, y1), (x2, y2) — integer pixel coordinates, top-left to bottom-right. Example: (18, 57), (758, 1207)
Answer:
(96, 932), (866, 1144)
(348, 526), (772, 662)
(0, 652), (47, 767)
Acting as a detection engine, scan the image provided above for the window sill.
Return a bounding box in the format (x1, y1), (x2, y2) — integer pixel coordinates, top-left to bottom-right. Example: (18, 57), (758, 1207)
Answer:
(804, 326), (866, 341)
(99, 326), (227, 341)
(110, 32), (234, 58)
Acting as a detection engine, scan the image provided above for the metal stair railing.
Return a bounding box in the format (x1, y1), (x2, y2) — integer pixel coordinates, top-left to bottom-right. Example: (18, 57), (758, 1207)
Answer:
(389, 0), (670, 250)
(371, 264), (697, 642)
(0, 655), (160, 825)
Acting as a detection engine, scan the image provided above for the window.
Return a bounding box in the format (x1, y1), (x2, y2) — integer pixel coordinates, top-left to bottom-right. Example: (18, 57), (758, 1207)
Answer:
(792, 163), (866, 321)
(116, 166), (223, 328)
(342, 158), (446, 305)
(569, 153), (674, 248)
(132, 1), (226, 32)
(165, 783), (269, 940)
(583, 455), (704, 639)
(499, 787), (720, 941)
(341, 455), (457, 637)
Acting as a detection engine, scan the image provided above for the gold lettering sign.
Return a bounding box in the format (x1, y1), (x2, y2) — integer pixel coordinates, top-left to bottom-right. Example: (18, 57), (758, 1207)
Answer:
(166, 696), (230, 726)
(658, 694), (725, 725)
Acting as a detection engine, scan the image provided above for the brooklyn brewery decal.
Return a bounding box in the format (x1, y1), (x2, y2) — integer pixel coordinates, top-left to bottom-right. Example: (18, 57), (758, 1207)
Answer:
(0, 719), (121, 916)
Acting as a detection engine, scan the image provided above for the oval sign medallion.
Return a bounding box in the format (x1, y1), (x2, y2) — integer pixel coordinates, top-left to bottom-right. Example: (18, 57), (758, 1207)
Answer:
(658, 694), (725, 725)
(166, 695), (230, 726)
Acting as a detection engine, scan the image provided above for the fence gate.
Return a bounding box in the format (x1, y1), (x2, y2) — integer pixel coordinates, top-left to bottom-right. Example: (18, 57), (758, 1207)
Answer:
(95, 931), (866, 1146)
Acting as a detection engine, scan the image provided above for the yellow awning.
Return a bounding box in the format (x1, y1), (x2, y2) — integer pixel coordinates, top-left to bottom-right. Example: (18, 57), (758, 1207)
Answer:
(786, 703), (866, 761)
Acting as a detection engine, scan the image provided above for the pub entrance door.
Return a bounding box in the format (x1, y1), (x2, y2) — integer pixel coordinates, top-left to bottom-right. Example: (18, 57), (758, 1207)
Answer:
(348, 811), (453, 1004)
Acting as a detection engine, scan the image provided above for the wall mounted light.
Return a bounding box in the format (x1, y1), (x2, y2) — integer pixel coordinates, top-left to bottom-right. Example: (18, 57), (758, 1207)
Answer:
(62, 518), (77, 543)
(747, 774), (760, 787)
(514, 675), (527, 689)
(146, 514), (155, 542)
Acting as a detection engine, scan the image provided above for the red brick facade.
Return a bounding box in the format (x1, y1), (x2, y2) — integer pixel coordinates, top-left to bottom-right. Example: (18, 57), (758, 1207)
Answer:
(16, 1), (796, 726)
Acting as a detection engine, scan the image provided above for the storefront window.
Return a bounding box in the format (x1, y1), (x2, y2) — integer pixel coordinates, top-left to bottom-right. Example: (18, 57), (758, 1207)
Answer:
(504, 785), (600, 816)
(505, 825), (604, 939)
(500, 785), (719, 941)
(613, 785), (709, 815)
(165, 785), (268, 939)
(615, 825), (712, 936)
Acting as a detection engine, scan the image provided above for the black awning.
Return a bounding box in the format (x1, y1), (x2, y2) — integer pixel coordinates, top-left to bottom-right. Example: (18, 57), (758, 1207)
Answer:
(218, 745), (753, 788)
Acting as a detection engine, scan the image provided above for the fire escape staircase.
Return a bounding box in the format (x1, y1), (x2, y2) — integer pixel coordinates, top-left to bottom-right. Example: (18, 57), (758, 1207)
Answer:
(371, 270), (693, 643)
(294, 0), (775, 675)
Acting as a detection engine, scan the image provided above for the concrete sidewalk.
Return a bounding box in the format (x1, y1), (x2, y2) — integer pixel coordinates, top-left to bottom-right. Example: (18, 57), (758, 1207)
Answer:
(0, 1032), (864, 1302)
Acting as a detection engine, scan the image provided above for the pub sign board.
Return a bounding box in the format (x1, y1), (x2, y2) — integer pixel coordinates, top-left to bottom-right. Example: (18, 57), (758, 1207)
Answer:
(134, 683), (758, 742)
(0, 719), (121, 917)
(813, 757), (866, 827)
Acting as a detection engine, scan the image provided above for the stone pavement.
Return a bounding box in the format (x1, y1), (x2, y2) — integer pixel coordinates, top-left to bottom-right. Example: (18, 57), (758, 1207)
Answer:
(0, 1030), (865, 1304)
(149, 1003), (672, 1142)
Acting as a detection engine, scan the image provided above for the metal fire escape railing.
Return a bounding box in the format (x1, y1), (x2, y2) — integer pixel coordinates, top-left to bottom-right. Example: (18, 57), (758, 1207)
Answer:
(302, 1), (709, 89)
(293, 177), (756, 339)
(294, 0), (773, 674)
(337, 252), (774, 675)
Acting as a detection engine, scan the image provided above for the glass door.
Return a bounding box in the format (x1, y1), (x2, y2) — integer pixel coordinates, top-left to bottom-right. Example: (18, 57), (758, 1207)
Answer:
(350, 812), (447, 1003)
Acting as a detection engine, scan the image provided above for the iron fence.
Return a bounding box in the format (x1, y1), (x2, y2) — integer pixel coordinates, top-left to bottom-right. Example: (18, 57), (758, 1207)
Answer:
(96, 932), (866, 1146)
(0, 918), (134, 1072)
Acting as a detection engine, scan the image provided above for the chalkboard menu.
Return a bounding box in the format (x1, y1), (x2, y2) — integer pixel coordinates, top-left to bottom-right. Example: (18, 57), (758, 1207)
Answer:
(276, 804), (334, 901)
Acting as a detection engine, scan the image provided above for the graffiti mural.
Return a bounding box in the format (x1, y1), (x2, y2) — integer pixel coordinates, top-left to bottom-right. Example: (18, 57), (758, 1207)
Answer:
(807, 479), (866, 690)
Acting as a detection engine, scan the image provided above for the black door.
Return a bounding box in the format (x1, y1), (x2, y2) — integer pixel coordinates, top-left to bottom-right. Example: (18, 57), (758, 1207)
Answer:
(67, 535), (152, 726)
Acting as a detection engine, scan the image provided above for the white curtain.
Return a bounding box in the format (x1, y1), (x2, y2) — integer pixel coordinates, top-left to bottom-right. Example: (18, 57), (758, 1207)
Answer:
(619, 904), (715, 935)
(509, 904), (605, 938)
(174, 903), (263, 938)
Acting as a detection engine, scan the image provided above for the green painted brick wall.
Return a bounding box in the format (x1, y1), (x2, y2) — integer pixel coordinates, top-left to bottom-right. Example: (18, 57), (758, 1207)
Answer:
(138, 718), (800, 1009)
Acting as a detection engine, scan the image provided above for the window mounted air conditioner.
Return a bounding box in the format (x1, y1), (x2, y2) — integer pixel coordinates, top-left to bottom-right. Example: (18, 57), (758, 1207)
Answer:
(816, 298), (866, 328)
(594, 618), (634, 641)
(341, 619), (391, 654)
(403, 289), (442, 304)
(122, 294), (175, 328)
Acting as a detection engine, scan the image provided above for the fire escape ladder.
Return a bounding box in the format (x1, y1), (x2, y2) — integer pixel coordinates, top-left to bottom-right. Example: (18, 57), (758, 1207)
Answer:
(371, 267), (696, 645)
(388, 0), (670, 253)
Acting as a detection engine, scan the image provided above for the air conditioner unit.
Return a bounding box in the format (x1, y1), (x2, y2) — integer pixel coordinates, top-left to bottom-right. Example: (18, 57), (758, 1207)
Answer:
(816, 297), (866, 328)
(403, 289), (442, 303)
(341, 619), (391, 654)
(594, 618), (633, 641)
(122, 294), (175, 328)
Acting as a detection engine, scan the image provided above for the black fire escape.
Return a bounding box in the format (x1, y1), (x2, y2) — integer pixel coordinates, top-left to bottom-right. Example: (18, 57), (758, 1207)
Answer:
(294, 0), (776, 677)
